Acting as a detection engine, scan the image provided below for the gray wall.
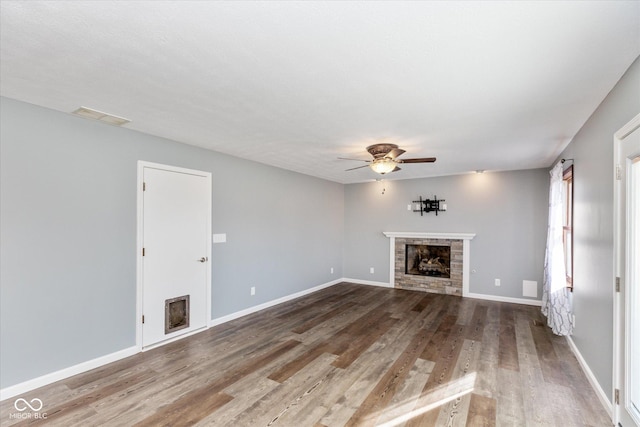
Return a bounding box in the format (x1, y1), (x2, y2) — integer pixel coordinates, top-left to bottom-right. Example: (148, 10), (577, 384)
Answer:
(0, 97), (344, 388)
(343, 169), (549, 300)
(556, 56), (640, 400)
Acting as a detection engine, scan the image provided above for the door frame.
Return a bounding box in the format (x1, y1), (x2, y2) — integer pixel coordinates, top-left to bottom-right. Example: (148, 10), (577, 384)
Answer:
(136, 161), (212, 351)
(613, 113), (640, 426)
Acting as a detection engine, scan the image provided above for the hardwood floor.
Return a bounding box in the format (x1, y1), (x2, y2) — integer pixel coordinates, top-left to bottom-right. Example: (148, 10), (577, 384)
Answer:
(0, 283), (611, 426)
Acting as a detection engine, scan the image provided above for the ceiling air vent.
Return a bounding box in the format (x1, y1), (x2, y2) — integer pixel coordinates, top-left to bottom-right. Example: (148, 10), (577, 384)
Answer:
(72, 106), (130, 126)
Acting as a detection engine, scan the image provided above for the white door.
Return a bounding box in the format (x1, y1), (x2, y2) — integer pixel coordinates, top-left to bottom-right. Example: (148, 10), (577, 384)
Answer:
(614, 114), (640, 427)
(139, 162), (211, 349)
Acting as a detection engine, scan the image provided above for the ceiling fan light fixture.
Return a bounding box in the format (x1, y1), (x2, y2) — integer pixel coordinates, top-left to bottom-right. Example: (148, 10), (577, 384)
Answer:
(370, 158), (397, 174)
(341, 142), (435, 175)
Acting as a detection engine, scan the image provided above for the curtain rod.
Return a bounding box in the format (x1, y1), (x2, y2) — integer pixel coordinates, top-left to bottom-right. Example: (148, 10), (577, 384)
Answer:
(551, 158), (574, 169)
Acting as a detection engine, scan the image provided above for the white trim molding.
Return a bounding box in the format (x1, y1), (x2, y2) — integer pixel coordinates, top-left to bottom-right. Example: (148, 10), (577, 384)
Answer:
(614, 112), (640, 140)
(0, 346), (139, 401)
(464, 292), (542, 306)
(612, 112), (640, 427)
(342, 278), (392, 288)
(567, 336), (613, 420)
(382, 232), (477, 240)
(382, 231), (476, 295)
(209, 279), (342, 327)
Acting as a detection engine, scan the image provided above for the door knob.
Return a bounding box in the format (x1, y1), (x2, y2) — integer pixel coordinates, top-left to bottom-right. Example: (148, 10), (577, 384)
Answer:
(198, 257), (208, 263)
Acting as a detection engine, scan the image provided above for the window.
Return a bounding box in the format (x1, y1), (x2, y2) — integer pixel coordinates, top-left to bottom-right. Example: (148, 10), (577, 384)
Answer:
(562, 165), (573, 289)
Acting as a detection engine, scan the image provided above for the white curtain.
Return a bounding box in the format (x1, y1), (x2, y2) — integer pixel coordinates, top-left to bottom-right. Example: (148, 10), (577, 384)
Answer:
(541, 162), (574, 336)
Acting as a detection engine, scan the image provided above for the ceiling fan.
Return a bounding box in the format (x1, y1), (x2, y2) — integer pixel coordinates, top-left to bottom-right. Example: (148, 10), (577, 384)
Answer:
(339, 143), (436, 175)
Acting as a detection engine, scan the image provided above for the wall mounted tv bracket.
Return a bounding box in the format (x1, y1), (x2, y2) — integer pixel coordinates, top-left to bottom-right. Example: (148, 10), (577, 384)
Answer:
(412, 195), (446, 216)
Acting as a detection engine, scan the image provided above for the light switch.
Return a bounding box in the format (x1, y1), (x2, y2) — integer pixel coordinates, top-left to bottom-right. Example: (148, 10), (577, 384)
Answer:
(212, 233), (227, 243)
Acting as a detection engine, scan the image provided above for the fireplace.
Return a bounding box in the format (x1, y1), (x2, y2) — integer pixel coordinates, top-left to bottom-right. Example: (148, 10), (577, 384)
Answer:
(383, 232), (475, 296)
(405, 244), (451, 278)
(165, 295), (190, 334)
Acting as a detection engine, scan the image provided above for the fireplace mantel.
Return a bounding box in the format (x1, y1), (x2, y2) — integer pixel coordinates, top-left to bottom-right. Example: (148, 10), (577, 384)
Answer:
(383, 231), (475, 296)
(383, 232), (476, 240)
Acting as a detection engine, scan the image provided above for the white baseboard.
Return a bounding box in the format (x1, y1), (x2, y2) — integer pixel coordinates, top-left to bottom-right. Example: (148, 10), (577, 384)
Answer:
(141, 325), (208, 352)
(343, 280), (542, 306)
(342, 278), (392, 288)
(566, 336), (613, 420)
(0, 345), (138, 402)
(208, 278), (342, 327)
(464, 292), (542, 306)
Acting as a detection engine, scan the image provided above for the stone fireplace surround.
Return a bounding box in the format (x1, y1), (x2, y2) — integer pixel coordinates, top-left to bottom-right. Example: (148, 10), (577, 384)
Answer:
(383, 232), (476, 296)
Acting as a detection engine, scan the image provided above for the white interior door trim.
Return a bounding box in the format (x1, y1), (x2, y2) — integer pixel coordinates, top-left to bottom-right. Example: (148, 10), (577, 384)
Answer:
(136, 161), (212, 351)
(613, 112), (640, 427)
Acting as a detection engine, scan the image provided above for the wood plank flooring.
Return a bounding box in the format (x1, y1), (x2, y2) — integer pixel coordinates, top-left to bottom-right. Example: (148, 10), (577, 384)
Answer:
(0, 283), (612, 426)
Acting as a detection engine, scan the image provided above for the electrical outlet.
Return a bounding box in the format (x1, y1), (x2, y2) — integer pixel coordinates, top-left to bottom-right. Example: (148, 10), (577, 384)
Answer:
(250, 286), (256, 296)
(370, 267), (375, 274)
(330, 267), (334, 274)
(495, 278), (501, 287)
(407, 204), (412, 211)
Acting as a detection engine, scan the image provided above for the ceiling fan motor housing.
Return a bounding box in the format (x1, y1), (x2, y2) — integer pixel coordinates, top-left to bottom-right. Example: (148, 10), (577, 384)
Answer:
(366, 143), (399, 159)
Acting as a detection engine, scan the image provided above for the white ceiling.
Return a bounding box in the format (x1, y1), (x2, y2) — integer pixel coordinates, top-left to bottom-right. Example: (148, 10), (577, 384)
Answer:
(1, 1), (639, 183)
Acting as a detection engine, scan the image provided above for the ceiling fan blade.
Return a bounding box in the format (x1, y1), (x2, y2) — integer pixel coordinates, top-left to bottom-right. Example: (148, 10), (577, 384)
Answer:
(338, 157), (371, 162)
(392, 166), (402, 172)
(345, 165), (370, 171)
(398, 157), (437, 164)
(386, 148), (406, 159)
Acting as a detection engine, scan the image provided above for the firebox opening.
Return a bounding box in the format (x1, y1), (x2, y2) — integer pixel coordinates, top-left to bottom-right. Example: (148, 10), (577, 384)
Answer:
(165, 295), (190, 335)
(405, 244), (451, 278)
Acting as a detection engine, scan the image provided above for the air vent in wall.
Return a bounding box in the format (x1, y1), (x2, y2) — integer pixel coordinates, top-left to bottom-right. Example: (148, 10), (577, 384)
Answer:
(72, 106), (130, 126)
